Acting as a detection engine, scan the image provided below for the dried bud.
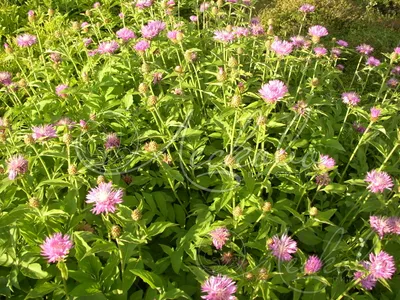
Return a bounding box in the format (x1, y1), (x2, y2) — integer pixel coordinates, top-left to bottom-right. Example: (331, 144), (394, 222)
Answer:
(176, 32), (184, 42)
(226, 25), (233, 32)
(139, 82), (149, 94)
(131, 208), (142, 221)
(221, 252), (234, 264)
(72, 21), (80, 31)
(258, 268), (269, 281)
(175, 65), (183, 74)
(309, 207), (318, 216)
(245, 272), (254, 281)
(97, 175), (105, 184)
(311, 78), (319, 87)
(211, 7), (219, 15)
(275, 149), (287, 163)
(0, 166), (4, 174)
(144, 140), (158, 152)
(122, 174), (132, 185)
(48, 8), (55, 16)
(141, 63), (151, 74)
(262, 202), (272, 212)
(68, 165), (77, 175)
(0, 132), (6, 143)
(4, 43), (13, 54)
(224, 154), (235, 167)
(63, 133), (72, 144)
(256, 116), (266, 126)
(216, 67), (226, 82)
(147, 95), (158, 107)
(28, 197), (40, 208)
(24, 134), (34, 145)
(89, 113), (96, 121)
(233, 206), (243, 218)
(18, 79), (27, 88)
(230, 95), (241, 108)
(111, 225), (122, 239)
(228, 56), (238, 68)
(162, 153), (173, 164)
(236, 47), (244, 55)
(85, 10), (92, 17)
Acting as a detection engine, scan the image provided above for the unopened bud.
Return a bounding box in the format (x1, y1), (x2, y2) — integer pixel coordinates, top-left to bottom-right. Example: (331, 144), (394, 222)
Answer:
(85, 10), (92, 17)
(262, 202), (272, 212)
(309, 207), (318, 216)
(147, 95), (158, 107)
(24, 134), (34, 145)
(131, 208), (142, 221)
(216, 67), (226, 82)
(139, 82), (149, 94)
(224, 154), (235, 167)
(236, 47), (244, 55)
(18, 79), (27, 88)
(144, 140), (158, 152)
(29, 197), (40, 208)
(311, 78), (319, 87)
(275, 149), (287, 162)
(230, 95), (241, 108)
(97, 175), (105, 184)
(226, 25), (232, 32)
(63, 133), (72, 144)
(176, 32), (184, 42)
(111, 225), (122, 239)
(141, 62), (151, 74)
(4, 43), (13, 54)
(162, 153), (173, 164)
(68, 165), (77, 175)
(89, 113), (96, 121)
(267, 18), (273, 25)
(245, 272), (254, 281)
(175, 65), (183, 74)
(122, 174), (132, 185)
(267, 25), (274, 35)
(221, 251), (234, 264)
(257, 115), (266, 126)
(233, 206), (243, 218)
(217, 0), (224, 7)
(72, 21), (80, 31)
(48, 8), (55, 16)
(228, 56), (238, 68)
(258, 268), (269, 281)
(0, 132), (6, 142)
(211, 7), (218, 15)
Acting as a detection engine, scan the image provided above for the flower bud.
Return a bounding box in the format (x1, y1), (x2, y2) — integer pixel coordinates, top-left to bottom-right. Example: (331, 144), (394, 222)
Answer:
(216, 67), (226, 82)
(24, 134), (34, 145)
(0, 166), (4, 174)
(226, 25), (232, 32)
(68, 165), (77, 175)
(111, 225), (122, 239)
(4, 43), (13, 54)
(267, 19), (274, 26)
(144, 140), (158, 152)
(141, 62), (151, 74)
(228, 56), (238, 68)
(29, 197), (40, 208)
(258, 268), (269, 281)
(85, 10), (92, 17)
(236, 47), (243, 55)
(245, 272), (254, 281)
(221, 251), (234, 264)
(175, 65), (183, 74)
(230, 95), (241, 108)
(162, 153), (173, 164)
(89, 113), (96, 121)
(18, 78), (27, 88)
(131, 208), (142, 221)
(257, 115), (266, 126)
(48, 8), (55, 16)
(176, 32), (184, 42)
(217, 0), (224, 7)
(275, 149), (287, 163)
(97, 175), (105, 184)
(0, 131), (6, 143)
(211, 7), (219, 15)
(309, 207), (318, 216)
(233, 206), (243, 218)
(147, 95), (158, 107)
(63, 133), (72, 145)
(262, 201), (272, 212)
(139, 82), (148, 94)
(311, 78), (319, 87)
(72, 21), (80, 31)
(224, 154), (235, 167)
(28, 10), (36, 23)
(122, 174), (132, 185)
(267, 25), (274, 35)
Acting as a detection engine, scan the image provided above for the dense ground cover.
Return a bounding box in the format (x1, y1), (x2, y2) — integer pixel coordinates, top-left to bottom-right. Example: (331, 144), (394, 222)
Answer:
(0, 0), (400, 299)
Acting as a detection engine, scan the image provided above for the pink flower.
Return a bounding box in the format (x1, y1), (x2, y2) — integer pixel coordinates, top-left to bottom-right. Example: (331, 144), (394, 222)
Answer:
(152, 72), (163, 84)
(83, 38), (92, 47)
(0, 71), (12, 86)
(56, 84), (69, 98)
(56, 117), (76, 129)
(16, 34), (37, 47)
(7, 155), (28, 180)
(356, 44), (373, 55)
(394, 47), (400, 54)
(209, 227), (230, 250)
(290, 36), (306, 48)
(259, 80), (288, 104)
(93, 2), (101, 8)
(86, 182), (123, 214)
(318, 154), (335, 171)
(268, 234), (297, 261)
(370, 107), (381, 121)
(369, 251), (396, 279)
(116, 28), (136, 41)
(365, 170), (393, 193)
(353, 122), (366, 133)
(190, 15), (198, 22)
(201, 275), (237, 300)
(134, 40), (150, 52)
(119, 12), (125, 19)
(105, 133), (120, 149)
(213, 30), (235, 43)
(354, 261), (377, 290)
(80, 120), (88, 131)
(337, 40), (348, 47)
(370, 216), (391, 239)
(200, 2), (210, 12)
(251, 24), (265, 36)
(136, 0), (153, 9)
(331, 48), (341, 58)
(341, 92), (360, 106)
(299, 4), (315, 13)
(388, 217), (400, 235)
(233, 26), (250, 38)
(271, 40), (293, 56)
(40, 233), (73, 263)
(387, 78), (398, 88)
(49, 52), (62, 64)
(304, 255), (323, 274)
(141, 20), (166, 39)
(97, 41), (119, 54)
(313, 47), (327, 57)
(32, 125), (58, 141)
(366, 56), (380, 67)
(88, 50), (97, 57)
(391, 66), (400, 75)
(81, 22), (89, 29)
(336, 64), (344, 71)
(308, 25), (328, 37)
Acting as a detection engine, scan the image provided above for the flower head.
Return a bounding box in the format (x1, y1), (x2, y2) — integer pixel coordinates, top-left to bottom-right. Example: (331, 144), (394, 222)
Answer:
(83, 38), (92, 47)
(341, 92), (360, 106)
(370, 216), (391, 239)
(268, 234), (297, 261)
(370, 107), (381, 122)
(318, 154), (335, 171)
(299, 4), (315, 13)
(353, 122), (366, 133)
(366, 56), (380, 67)
(201, 275), (237, 300)
(56, 84), (69, 98)
(93, 2), (101, 8)
(16, 34), (37, 47)
(290, 36), (306, 48)
(40, 233), (73, 263)
(116, 28), (136, 41)
(190, 15), (198, 22)
(141, 20), (166, 39)
(213, 30), (235, 43)
(7, 155), (28, 180)
(391, 66), (400, 75)
(259, 80), (288, 104)
(0, 71), (12, 86)
(356, 44), (374, 55)
(308, 25), (328, 37)
(86, 182), (123, 214)
(337, 40), (348, 47)
(316, 173), (331, 186)
(97, 41), (119, 54)
(388, 217), (400, 235)
(313, 47), (327, 57)
(331, 48), (341, 58)
(354, 261), (377, 290)
(365, 170), (393, 193)
(105, 133), (120, 149)
(233, 26), (250, 38)
(304, 255), (323, 274)
(369, 251), (396, 279)
(200, 2), (210, 12)
(387, 78), (398, 88)
(251, 24), (265, 36)
(209, 227), (230, 250)
(271, 40), (293, 56)
(32, 125), (58, 141)
(134, 40), (150, 52)
(394, 47), (400, 54)
(136, 0), (153, 9)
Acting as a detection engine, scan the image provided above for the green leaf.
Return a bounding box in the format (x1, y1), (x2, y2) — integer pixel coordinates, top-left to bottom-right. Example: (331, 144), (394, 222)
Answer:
(57, 261), (68, 280)
(296, 229), (322, 246)
(37, 179), (72, 188)
(83, 241), (117, 259)
(160, 288), (190, 299)
(69, 282), (105, 297)
(0, 206), (29, 228)
(25, 282), (59, 299)
(123, 93), (133, 109)
(171, 247), (184, 274)
(130, 269), (164, 290)
(147, 222), (177, 238)
(322, 184), (346, 194)
(20, 263), (49, 279)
